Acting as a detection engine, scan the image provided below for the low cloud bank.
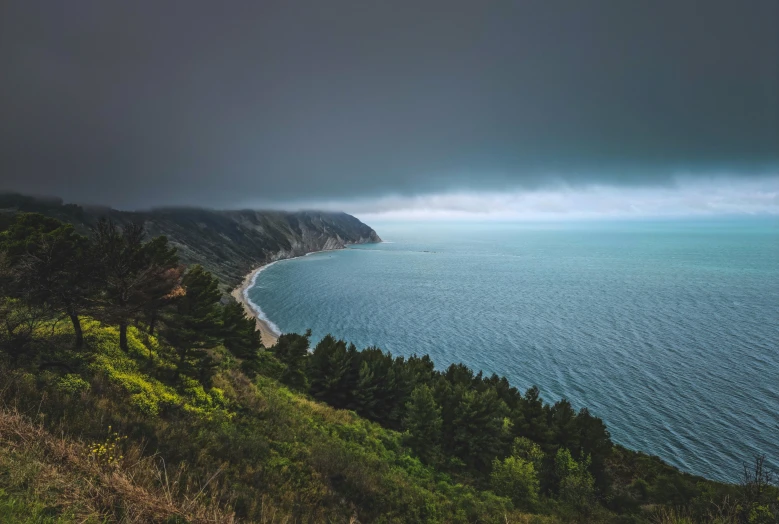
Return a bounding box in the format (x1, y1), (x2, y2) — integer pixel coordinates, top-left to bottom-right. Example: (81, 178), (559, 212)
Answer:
(282, 176), (779, 221)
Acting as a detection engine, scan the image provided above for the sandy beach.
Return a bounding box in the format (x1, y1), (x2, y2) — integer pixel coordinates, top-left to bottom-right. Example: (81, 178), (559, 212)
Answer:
(230, 266), (279, 347)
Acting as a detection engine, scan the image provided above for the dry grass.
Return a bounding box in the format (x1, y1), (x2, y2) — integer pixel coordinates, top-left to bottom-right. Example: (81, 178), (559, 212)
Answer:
(650, 503), (740, 524)
(0, 407), (235, 523)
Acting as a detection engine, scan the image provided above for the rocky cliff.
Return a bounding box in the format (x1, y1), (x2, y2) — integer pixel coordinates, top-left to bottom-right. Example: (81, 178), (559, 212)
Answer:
(0, 193), (381, 289)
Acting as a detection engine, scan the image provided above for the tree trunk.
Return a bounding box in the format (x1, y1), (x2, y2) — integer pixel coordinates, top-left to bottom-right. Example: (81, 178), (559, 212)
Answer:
(119, 321), (128, 351)
(69, 311), (84, 348)
(148, 310), (157, 336)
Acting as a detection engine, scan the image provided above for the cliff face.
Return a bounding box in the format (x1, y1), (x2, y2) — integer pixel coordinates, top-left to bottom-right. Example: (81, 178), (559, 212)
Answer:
(0, 193), (381, 288)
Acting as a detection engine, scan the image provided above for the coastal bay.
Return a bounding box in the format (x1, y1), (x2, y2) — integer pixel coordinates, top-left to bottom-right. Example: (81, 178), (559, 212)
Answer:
(246, 219), (779, 482)
(231, 265), (280, 347)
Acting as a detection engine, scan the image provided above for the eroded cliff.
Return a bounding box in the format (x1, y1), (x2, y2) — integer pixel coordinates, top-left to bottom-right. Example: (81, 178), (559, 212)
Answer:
(0, 193), (381, 288)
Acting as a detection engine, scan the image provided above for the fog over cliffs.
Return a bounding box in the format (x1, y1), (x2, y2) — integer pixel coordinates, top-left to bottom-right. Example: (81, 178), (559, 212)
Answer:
(0, 193), (380, 288)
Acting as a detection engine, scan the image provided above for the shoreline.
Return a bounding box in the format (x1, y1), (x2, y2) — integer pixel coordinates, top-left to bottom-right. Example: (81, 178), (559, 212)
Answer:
(230, 264), (281, 347)
(230, 246), (358, 347)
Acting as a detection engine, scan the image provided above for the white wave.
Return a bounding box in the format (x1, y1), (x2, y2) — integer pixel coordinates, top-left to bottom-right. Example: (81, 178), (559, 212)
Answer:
(242, 248), (335, 336)
(242, 262), (283, 336)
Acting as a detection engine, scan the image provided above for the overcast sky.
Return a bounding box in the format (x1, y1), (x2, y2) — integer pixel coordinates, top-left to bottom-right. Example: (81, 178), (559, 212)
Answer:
(1, 1), (777, 217)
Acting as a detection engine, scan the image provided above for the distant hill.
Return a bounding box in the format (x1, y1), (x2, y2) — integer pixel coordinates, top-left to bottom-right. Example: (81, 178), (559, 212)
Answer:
(0, 192), (381, 289)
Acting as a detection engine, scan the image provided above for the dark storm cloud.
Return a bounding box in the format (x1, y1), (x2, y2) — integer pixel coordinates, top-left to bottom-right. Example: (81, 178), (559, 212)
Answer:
(0, 0), (776, 209)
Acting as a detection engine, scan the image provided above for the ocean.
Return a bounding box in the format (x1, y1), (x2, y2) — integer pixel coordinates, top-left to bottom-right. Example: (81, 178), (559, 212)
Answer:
(246, 218), (779, 482)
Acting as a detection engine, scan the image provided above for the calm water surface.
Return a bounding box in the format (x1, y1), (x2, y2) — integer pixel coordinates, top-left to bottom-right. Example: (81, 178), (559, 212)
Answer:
(248, 219), (779, 482)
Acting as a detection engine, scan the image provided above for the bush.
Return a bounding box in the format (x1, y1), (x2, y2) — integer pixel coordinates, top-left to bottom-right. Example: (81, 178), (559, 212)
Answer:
(491, 455), (540, 510)
(555, 448), (595, 512)
(55, 374), (90, 395)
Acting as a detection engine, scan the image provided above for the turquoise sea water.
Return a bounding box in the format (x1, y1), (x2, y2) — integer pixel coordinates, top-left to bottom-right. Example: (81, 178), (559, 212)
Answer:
(247, 219), (779, 482)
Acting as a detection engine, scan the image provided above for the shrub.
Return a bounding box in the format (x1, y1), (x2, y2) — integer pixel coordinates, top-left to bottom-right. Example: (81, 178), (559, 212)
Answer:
(55, 374), (90, 395)
(491, 455), (541, 510)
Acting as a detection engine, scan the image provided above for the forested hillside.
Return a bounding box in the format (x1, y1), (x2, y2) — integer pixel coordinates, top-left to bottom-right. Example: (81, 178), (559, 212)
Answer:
(0, 193), (380, 289)
(0, 209), (776, 523)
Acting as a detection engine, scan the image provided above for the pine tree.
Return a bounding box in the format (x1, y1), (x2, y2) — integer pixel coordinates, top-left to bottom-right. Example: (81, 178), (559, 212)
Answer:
(405, 354), (436, 385)
(444, 362), (475, 387)
(486, 373), (522, 411)
(221, 302), (262, 358)
(352, 347), (407, 426)
(91, 219), (179, 351)
(0, 213), (95, 348)
(378, 364), (403, 426)
(433, 378), (461, 453)
(451, 388), (510, 472)
(516, 386), (553, 448)
(575, 408), (612, 490)
(162, 265), (221, 381)
(272, 330), (311, 390)
(307, 335), (356, 407)
(353, 359), (379, 418)
(141, 235), (182, 335)
(388, 355), (414, 428)
(403, 384), (443, 464)
(550, 398), (579, 454)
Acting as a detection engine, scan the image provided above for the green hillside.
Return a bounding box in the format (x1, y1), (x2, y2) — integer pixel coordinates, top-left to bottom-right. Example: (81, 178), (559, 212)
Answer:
(0, 193), (381, 290)
(0, 209), (774, 523)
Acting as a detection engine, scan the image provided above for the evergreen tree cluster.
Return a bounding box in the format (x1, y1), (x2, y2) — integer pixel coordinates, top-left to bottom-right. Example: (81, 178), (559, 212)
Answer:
(0, 213), (262, 380)
(4, 211), (766, 521)
(273, 331), (613, 503)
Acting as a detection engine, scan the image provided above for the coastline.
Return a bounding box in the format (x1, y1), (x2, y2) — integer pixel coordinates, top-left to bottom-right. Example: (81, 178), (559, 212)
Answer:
(230, 265), (280, 347)
(231, 242), (381, 348)
(230, 247), (346, 347)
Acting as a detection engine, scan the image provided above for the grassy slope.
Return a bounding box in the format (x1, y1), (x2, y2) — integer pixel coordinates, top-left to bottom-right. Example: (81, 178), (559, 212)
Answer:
(1, 319), (556, 523)
(0, 408), (235, 523)
(0, 319), (746, 523)
(0, 318), (740, 523)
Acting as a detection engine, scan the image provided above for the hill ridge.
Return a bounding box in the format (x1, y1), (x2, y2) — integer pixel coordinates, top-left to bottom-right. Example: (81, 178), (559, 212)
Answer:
(0, 192), (381, 289)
